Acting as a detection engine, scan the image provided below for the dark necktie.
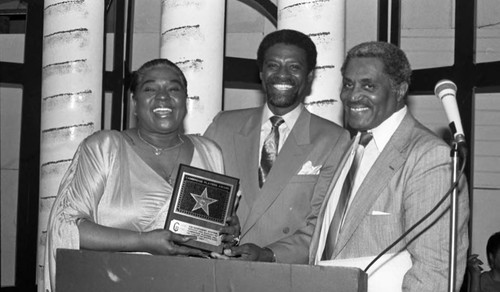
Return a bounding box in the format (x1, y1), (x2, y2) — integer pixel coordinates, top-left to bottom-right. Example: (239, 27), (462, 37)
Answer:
(322, 131), (373, 260)
(258, 116), (284, 188)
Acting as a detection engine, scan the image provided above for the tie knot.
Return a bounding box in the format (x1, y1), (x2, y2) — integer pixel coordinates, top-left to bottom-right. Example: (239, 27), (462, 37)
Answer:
(270, 116), (284, 128)
(359, 131), (373, 147)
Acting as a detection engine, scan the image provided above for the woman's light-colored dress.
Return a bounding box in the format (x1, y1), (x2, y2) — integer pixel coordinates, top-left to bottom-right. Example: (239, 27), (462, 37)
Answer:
(42, 130), (224, 292)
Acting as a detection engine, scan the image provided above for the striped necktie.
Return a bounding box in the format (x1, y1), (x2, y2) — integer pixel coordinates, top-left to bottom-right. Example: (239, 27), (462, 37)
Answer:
(322, 131), (373, 260)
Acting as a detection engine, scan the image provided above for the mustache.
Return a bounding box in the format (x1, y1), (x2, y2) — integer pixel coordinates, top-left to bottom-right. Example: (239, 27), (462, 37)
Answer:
(345, 102), (369, 108)
(268, 76), (296, 86)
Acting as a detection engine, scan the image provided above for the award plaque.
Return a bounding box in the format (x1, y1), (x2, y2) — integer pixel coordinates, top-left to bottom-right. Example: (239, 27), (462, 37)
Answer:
(165, 164), (239, 253)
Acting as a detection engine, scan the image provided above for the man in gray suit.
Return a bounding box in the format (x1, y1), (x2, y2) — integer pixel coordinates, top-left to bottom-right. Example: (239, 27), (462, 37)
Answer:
(309, 42), (469, 291)
(204, 29), (349, 263)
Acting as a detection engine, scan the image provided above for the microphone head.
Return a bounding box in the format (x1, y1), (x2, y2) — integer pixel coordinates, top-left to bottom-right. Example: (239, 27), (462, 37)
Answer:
(434, 79), (457, 100)
(434, 79), (465, 143)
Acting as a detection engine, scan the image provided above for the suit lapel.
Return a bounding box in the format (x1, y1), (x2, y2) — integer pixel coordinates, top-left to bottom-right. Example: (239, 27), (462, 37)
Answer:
(333, 113), (414, 258)
(241, 110), (313, 236)
(234, 108), (262, 229)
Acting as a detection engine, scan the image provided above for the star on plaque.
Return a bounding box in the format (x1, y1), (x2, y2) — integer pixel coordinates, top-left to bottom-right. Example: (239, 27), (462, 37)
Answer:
(190, 188), (217, 215)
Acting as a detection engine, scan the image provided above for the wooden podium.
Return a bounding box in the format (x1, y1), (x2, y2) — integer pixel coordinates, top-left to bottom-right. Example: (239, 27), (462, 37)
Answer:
(57, 249), (367, 292)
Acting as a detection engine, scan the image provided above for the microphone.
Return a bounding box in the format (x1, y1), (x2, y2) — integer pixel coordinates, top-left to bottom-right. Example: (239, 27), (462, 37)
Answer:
(434, 80), (467, 148)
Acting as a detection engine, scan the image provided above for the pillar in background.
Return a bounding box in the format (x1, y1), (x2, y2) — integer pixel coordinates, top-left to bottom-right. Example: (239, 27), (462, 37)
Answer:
(160, 0), (226, 134)
(37, 0), (104, 287)
(278, 0), (345, 126)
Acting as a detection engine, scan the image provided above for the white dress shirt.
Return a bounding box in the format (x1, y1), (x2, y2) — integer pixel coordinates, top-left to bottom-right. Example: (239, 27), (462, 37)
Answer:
(259, 103), (303, 161)
(316, 106), (408, 263)
(346, 106), (408, 210)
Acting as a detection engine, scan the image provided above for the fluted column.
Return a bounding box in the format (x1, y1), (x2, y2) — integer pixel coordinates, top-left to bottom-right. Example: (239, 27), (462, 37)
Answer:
(278, 0), (345, 126)
(160, 0), (226, 134)
(37, 0), (104, 287)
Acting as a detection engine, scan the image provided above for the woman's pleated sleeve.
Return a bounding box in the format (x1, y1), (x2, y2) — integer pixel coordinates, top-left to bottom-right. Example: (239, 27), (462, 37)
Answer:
(43, 134), (112, 292)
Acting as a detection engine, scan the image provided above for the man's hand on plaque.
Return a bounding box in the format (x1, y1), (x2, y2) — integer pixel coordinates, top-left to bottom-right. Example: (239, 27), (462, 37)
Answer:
(141, 229), (205, 257)
(220, 215), (241, 248)
(223, 244), (275, 262)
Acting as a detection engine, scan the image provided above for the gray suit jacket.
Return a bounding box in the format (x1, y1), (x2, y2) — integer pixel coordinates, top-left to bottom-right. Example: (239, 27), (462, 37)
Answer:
(205, 106), (349, 263)
(309, 112), (469, 291)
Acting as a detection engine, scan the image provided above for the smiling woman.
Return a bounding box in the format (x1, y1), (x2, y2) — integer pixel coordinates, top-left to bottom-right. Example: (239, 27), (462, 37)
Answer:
(128, 59), (192, 183)
(42, 59), (241, 292)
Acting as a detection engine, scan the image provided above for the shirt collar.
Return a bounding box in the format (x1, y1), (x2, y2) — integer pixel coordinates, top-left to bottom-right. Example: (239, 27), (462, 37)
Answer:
(369, 106), (407, 152)
(262, 103), (304, 129)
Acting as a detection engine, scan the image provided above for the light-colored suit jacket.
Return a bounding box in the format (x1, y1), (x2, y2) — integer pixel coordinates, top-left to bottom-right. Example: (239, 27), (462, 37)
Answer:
(205, 106), (349, 264)
(309, 112), (469, 292)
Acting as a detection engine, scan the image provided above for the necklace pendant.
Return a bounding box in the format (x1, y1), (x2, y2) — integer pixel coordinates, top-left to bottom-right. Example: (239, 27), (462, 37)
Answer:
(137, 130), (184, 156)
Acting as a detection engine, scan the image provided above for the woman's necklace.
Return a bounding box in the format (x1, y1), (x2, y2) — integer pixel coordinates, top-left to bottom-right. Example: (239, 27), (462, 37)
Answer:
(137, 130), (184, 156)
(165, 146), (182, 185)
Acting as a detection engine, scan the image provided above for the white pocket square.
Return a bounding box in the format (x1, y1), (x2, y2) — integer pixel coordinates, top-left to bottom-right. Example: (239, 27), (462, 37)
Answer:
(298, 161), (322, 175)
(371, 210), (391, 216)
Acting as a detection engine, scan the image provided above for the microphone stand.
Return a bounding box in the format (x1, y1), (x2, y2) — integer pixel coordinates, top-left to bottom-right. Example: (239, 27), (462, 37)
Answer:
(447, 140), (463, 292)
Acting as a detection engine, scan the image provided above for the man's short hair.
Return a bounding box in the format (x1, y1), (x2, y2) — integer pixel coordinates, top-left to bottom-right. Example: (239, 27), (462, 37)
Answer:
(486, 231), (500, 267)
(341, 41), (412, 88)
(257, 29), (317, 73)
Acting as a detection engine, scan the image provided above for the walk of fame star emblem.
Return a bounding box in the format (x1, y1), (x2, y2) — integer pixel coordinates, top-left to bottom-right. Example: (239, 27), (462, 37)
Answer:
(190, 188), (218, 215)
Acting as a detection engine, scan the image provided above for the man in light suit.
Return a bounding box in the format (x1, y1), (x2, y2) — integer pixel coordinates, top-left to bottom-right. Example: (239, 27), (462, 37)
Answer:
(204, 29), (350, 263)
(309, 42), (469, 291)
